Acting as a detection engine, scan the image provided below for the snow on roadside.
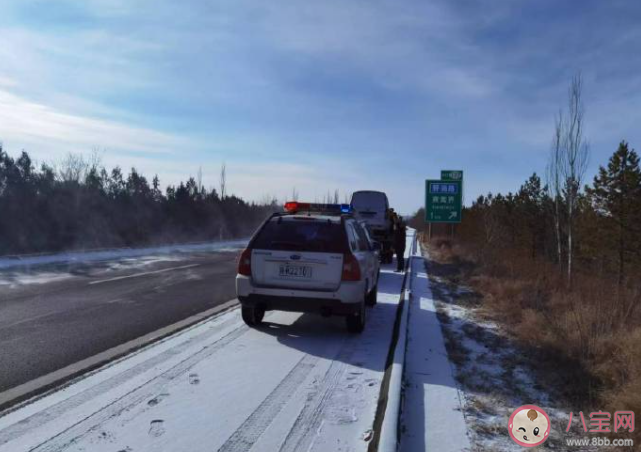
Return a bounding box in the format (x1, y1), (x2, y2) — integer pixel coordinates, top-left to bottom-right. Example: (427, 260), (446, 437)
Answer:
(421, 247), (599, 451)
(400, 254), (471, 452)
(0, 239), (247, 287)
(0, 239), (247, 270)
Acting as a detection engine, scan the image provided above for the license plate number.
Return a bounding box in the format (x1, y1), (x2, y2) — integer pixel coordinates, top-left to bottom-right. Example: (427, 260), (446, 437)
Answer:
(279, 264), (312, 278)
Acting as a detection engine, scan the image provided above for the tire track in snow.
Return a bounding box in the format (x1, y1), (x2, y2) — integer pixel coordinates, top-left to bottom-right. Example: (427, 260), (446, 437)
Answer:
(30, 323), (250, 452)
(278, 349), (352, 452)
(217, 354), (320, 452)
(0, 314), (245, 449)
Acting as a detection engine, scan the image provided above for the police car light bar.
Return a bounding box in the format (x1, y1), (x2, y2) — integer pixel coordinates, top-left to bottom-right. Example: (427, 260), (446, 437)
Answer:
(284, 201), (352, 214)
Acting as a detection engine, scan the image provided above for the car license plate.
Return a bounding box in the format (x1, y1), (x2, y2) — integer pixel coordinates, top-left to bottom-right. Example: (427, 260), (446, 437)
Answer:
(279, 264), (312, 279)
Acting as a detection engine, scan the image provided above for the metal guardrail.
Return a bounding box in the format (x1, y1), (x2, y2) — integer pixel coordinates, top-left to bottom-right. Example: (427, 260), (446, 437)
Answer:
(368, 231), (418, 452)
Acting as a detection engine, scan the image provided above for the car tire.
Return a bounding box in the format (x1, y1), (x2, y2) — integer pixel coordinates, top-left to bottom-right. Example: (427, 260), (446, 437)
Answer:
(366, 284), (378, 306)
(241, 306), (265, 326)
(346, 299), (366, 333)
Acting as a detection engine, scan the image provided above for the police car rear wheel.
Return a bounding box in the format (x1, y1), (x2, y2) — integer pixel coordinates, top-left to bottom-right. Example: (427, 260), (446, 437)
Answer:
(366, 284), (378, 306)
(346, 299), (366, 333)
(242, 306), (265, 326)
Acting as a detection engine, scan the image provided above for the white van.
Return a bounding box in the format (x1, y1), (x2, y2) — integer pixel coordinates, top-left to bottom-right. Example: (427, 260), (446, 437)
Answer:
(350, 191), (394, 263)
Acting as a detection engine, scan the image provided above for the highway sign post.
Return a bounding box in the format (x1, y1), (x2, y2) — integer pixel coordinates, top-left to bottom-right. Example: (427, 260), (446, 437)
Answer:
(425, 179), (462, 224)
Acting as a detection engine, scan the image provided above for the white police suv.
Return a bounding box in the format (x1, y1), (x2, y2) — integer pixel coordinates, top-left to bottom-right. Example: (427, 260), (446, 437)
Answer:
(236, 202), (381, 333)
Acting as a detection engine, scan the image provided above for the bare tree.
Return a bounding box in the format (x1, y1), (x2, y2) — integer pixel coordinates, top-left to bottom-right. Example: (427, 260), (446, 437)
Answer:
(546, 112), (564, 268)
(323, 190), (332, 204)
(219, 163), (226, 199)
(260, 194), (275, 206)
(561, 74), (590, 287)
(88, 147), (103, 174)
(58, 153), (89, 183)
(546, 73), (590, 287)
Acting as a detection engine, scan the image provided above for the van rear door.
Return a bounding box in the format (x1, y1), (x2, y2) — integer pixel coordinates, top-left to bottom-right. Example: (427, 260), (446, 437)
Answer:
(351, 191), (389, 229)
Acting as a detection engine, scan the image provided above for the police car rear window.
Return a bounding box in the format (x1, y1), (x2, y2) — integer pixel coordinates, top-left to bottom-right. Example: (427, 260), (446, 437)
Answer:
(252, 219), (348, 253)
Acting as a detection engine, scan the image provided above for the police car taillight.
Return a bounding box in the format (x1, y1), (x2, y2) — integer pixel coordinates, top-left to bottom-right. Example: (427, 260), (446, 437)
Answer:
(284, 201), (352, 214)
(284, 201), (309, 212)
(238, 248), (252, 276)
(341, 253), (361, 281)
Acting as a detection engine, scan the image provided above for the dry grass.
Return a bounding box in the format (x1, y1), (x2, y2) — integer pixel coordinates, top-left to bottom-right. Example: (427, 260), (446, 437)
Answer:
(422, 232), (641, 444)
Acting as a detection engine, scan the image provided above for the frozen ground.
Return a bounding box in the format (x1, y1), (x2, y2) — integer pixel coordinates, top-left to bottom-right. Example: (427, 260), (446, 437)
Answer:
(0, 237), (413, 452)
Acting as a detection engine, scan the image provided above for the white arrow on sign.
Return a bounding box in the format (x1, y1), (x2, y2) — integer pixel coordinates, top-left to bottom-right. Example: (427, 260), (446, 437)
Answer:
(449, 211), (458, 219)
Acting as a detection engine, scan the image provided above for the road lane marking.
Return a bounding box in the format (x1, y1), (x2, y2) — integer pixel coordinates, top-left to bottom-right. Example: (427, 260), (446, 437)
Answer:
(88, 264), (200, 285)
(0, 304), (111, 330)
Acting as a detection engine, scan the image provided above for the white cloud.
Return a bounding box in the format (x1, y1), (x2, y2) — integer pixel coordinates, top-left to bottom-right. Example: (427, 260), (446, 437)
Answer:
(0, 89), (192, 158)
(0, 76), (18, 87)
(257, 0), (496, 100)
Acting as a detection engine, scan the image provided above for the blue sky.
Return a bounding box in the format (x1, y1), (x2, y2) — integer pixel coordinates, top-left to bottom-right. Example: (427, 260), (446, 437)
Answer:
(1, 0), (640, 213)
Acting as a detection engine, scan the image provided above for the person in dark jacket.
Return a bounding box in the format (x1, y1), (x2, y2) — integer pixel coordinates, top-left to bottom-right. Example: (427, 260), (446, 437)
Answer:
(394, 216), (407, 272)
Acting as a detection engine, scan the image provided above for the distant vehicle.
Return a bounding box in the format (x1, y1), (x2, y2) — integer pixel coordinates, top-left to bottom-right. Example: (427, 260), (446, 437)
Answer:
(350, 190), (394, 263)
(236, 202), (381, 333)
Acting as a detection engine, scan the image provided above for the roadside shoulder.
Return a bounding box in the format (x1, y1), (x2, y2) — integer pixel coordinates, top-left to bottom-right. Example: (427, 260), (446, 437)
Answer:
(421, 243), (599, 451)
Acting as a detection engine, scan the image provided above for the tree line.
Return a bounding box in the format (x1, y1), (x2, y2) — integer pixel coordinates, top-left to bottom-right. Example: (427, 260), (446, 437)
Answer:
(410, 74), (641, 422)
(458, 138), (641, 287)
(408, 74), (641, 290)
(458, 76), (640, 289)
(0, 148), (278, 255)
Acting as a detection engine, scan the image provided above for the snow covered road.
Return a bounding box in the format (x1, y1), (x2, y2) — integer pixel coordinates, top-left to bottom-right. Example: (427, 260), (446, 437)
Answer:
(0, 245), (412, 452)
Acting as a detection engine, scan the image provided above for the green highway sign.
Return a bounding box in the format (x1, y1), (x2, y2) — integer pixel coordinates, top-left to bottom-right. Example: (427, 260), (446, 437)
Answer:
(441, 170), (463, 181)
(425, 179), (462, 223)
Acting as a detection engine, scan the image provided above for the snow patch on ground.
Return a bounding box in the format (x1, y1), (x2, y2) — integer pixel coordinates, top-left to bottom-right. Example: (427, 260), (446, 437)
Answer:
(0, 272), (75, 287)
(0, 239), (247, 270)
(0, 239), (247, 287)
(400, 254), (471, 452)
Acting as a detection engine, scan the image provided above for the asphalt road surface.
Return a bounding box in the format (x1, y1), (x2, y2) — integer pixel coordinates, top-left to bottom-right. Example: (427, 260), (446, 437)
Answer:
(0, 249), (241, 393)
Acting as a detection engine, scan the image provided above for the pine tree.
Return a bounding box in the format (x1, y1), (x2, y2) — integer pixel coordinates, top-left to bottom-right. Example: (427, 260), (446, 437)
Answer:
(586, 141), (641, 285)
(517, 173), (547, 259)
